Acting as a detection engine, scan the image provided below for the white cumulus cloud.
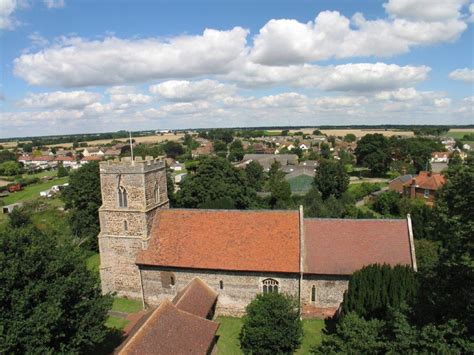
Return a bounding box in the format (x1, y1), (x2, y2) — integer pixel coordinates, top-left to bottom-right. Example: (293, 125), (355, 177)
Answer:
(43, 0), (65, 9)
(19, 90), (101, 109)
(149, 79), (236, 102)
(0, 0), (19, 30)
(383, 0), (468, 21)
(449, 68), (474, 82)
(13, 28), (249, 87)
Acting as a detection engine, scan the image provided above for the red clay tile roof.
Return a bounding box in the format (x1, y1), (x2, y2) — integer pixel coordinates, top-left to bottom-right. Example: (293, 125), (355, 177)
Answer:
(136, 209), (300, 273)
(304, 219), (413, 275)
(172, 278), (218, 318)
(118, 300), (219, 355)
(415, 171), (446, 190)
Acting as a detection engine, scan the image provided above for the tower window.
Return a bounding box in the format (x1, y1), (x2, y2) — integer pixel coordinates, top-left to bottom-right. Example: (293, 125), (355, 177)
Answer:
(262, 278), (279, 294)
(311, 285), (316, 303)
(118, 186), (128, 207)
(124, 220), (128, 232)
(219, 280), (224, 290)
(154, 183), (160, 203)
(170, 275), (175, 286)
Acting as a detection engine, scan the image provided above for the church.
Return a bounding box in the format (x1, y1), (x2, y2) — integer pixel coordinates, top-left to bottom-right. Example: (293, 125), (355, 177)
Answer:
(98, 157), (416, 317)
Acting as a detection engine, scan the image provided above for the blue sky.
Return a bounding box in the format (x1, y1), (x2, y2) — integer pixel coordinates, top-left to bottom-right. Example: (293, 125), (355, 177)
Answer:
(1, 0), (473, 138)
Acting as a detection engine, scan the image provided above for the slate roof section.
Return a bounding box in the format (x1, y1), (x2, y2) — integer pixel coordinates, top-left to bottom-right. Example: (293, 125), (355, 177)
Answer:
(304, 219), (413, 275)
(117, 300), (219, 355)
(172, 278), (218, 318)
(137, 209), (300, 273)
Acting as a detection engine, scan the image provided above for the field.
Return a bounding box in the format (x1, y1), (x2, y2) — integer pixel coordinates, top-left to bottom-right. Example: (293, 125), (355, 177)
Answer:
(46, 133), (186, 148)
(286, 128), (414, 137)
(448, 129), (474, 139)
(1, 177), (69, 205)
(215, 316), (325, 354)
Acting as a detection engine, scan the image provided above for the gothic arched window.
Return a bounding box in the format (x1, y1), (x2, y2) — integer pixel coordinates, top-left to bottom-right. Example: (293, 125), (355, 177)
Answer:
(154, 183), (160, 204)
(262, 278), (279, 294)
(118, 186), (128, 208)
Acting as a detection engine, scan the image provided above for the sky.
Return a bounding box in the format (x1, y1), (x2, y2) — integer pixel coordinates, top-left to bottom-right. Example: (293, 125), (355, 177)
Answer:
(0, 0), (473, 138)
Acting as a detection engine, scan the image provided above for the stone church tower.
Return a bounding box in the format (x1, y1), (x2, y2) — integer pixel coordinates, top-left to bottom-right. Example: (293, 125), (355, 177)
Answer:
(98, 156), (168, 298)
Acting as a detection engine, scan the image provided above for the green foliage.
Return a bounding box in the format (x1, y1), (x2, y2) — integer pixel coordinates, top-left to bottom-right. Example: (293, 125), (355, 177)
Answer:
(61, 162), (101, 251)
(176, 157), (255, 209)
(0, 160), (22, 176)
(314, 309), (473, 354)
(0, 218), (112, 354)
(320, 143), (331, 159)
(340, 264), (418, 320)
(228, 139), (244, 162)
(355, 134), (391, 175)
(372, 191), (401, 216)
(0, 150), (16, 163)
(347, 182), (384, 200)
(206, 129), (234, 144)
(239, 293), (303, 354)
(390, 137), (443, 173)
(343, 133), (356, 142)
(303, 188), (354, 218)
(414, 239), (440, 272)
(166, 170), (176, 207)
(417, 160), (474, 332)
(7, 207), (31, 228)
(266, 160), (292, 209)
(245, 161), (264, 192)
(163, 141), (184, 158)
(313, 159), (349, 200)
(57, 165), (69, 177)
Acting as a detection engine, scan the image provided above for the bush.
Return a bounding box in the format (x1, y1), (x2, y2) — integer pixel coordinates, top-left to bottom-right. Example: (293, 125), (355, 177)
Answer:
(240, 293), (303, 354)
(340, 264), (418, 320)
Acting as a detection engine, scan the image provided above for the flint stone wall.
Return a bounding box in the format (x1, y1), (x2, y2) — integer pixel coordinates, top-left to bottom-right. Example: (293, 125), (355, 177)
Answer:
(139, 266), (300, 317)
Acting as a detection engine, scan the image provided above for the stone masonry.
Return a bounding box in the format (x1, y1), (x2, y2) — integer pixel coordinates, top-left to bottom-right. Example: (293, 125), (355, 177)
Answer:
(98, 157), (168, 299)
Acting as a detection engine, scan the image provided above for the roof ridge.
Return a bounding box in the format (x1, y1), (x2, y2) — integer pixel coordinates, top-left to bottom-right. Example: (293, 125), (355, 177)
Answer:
(174, 277), (217, 309)
(159, 208), (299, 214)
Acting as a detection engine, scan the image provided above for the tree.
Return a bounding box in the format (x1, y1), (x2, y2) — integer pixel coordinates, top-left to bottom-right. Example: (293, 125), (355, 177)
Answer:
(228, 139), (244, 162)
(0, 150), (16, 163)
(0, 217), (112, 354)
(239, 293), (303, 354)
(344, 133), (356, 143)
(163, 141), (184, 158)
(320, 143), (331, 159)
(417, 160), (474, 332)
(313, 159), (349, 200)
(415, 239), (440, 272)
(372, 191), (401, 216)
(355, 134), (391, 175)
(61, 161), (101, 251)
(245, 161), (264, 191)
(303, 188), (354, 218)
(340, 264), (418, 320)
(0, 161), (22, 176)
(57, 164), (69, 177)
(176, 157), (255, 209)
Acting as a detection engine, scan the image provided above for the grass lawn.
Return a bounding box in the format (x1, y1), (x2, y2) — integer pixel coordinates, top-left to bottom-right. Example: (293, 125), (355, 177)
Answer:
(448, 130), (474, 139)
(105, 316), (129, 330)
(215, 317), (326, 354)
(288, 175), (314, 193)
(2, 176), (68, 205)
(86, 253), (100, 275)
(112, 297), (143, 314)
(216, 317), (243, 354)
(296, 319), (325, 354)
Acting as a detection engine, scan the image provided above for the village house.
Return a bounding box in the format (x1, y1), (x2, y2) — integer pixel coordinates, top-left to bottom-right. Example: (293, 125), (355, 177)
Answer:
(238, 154), (298, 171)
(389, 171), (446, 206)
(82, 147), (105, 157)
(18, 155), (56, 170)
(98, 157), (416, 319)
(431, 151), (449, 163)
(104, 148), (121, 158)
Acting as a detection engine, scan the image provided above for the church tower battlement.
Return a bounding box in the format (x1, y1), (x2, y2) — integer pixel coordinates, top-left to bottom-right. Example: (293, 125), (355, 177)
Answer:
(98, 156), (168, 298)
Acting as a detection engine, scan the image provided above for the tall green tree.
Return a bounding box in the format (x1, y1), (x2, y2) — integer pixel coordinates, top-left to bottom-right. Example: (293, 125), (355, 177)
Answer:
(313, 159), (349, 200)
(62, 161), (101, 251)
(240, 293), (303, 354)
(0, 217), (112, 354)
(245, 161), (264, 191)
(355, 134), (391, 175)
(176, 157), (255, 209)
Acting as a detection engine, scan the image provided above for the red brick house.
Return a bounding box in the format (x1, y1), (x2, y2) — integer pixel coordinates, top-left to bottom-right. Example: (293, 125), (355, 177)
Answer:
(408, 171), (446, 206)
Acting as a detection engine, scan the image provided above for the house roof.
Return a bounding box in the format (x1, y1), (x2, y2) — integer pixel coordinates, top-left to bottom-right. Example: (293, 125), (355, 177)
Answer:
(81, 156), (103, 161)
(172, 277), (218, 318)
(390, 174), (413, 186)
(137, 209), (300, 273)
(415, 171), (446, 190)
(304, 219), (413, 275)
(117, 300), (219, 355)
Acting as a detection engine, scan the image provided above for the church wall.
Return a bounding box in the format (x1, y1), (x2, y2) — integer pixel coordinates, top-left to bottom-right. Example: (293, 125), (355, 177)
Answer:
(99, 235), (144, 298)
(302, 275), (350, 309)
(140, 266), (300, 317)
